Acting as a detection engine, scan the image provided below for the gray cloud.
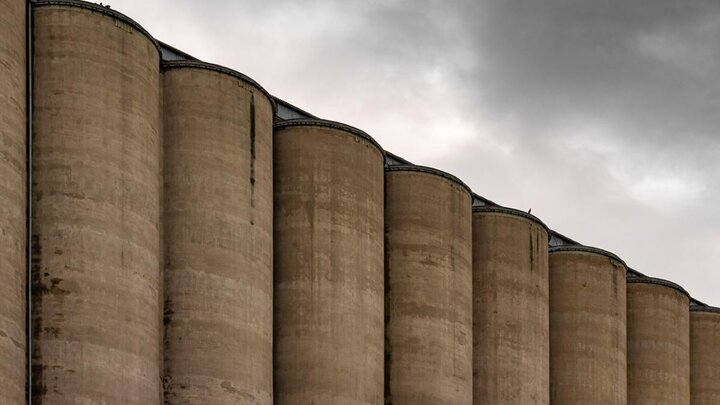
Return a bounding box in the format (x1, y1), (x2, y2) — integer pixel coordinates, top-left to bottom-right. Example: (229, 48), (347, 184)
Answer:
(450, 0), (720, 303)
(111, 0), (719, 303)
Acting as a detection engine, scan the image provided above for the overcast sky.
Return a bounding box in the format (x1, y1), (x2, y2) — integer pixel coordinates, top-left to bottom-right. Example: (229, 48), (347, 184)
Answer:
(110, 0), (719, 304)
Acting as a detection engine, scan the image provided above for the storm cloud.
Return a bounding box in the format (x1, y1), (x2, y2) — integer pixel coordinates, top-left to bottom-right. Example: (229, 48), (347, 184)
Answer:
(111, 0), (720, 303)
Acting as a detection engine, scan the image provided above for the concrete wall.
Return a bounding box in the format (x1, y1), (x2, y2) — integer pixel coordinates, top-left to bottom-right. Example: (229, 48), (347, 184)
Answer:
(549, 246), (627, 405)
(384, 166), (473, 404)
(273, 120), (385, 405)
(31, 3), (161, 403)
(158, 69), (166, 401)
(161, 62), (274, 404)
(3, 2), (718, 404)
(0, 0), (26, 403)
(472, 207), (549, 405)
(627, 278), (690, 405)
(690, 307), (720, 405)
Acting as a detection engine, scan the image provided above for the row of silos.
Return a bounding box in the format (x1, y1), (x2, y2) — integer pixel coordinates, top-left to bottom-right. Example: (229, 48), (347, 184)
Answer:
(0, 1), (717, 404)
(21, 2), (278, 403)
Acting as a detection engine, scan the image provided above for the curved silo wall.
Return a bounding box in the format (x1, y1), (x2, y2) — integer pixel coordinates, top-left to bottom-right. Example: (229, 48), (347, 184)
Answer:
(31, 2), (161, 403)
(472, 207), (549, 405)
(273, 119), (384, 404)
(627, 278), (690, 405)
(690, 306), (720, 405)
(162, 61), (274, 404)
(549, 246), (627, 405)
(0, 0), (26, 403)
(384, 166), (473, 404)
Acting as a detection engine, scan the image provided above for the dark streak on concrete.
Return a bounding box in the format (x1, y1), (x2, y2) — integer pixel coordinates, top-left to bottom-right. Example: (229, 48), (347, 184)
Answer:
(249, 93), (256, 210)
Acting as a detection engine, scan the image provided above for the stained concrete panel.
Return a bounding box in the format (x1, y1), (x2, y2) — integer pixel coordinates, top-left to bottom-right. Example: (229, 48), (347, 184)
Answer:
(273, 120), (385, 405)
(627, 278), (690, 405)
(690, 307), (720, 405)
(385, 167), (473, 404)
(0, 0), (26, 402)
(549, 247), (627, 405)
(473, 207), (549, 405)
(162, 63), (274, 404)
(31, 3), (161, 403)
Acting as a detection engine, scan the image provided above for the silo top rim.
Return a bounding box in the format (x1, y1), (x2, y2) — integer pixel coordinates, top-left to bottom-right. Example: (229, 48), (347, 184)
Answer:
(33, 0), (162, 56)
(690, 305), (720, 314)
(385, 164), (472, 197)
(627, 275), (690, 298)
(162, 60), (277, 114)
(274, 118), (384, 155)
(472, 205), (550, 236)
(549, 244), (626, 267)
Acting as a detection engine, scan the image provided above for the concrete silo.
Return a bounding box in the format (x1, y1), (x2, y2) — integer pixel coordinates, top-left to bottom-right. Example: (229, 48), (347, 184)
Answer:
(162, 61), (275, 404)
(273, 119), (384, 404)
(690, 305), (720, 405)
(549, 246), (627, 405)
(627, 277), (690, 405)
(31, 2), (161, 403)
(385, 166), (473, 404)
(472, 206), (549, 405)
(0, 0), (26, 403)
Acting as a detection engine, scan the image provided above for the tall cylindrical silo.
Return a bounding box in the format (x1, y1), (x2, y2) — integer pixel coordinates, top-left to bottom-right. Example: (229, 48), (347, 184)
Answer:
(162, 61), (275, 404)
(627, 277), (690, 405)
(31, 2), (161, 403)
(549, 246), (627, 405)
(273, 119), (385, 404)
(0, 0), (26, 403)
(385, 166), (473, 404)
(472, 206), (549, 405)
(690, 305), (720, 405)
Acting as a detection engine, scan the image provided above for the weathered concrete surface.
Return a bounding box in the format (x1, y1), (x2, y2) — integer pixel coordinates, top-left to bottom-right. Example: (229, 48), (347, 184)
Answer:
(472, 208), (549, 405)
(32, 4), (161, 403)
(0, 0), (26, 403)
(385, 167), (473, 405)
(162, 64), (274, 404)
(549, 247), (627, 405)
(273, 120), (384, 405)
(690, 307), (720, 405)
(158, 70), (166, 402)
(627, 279), (690, 405)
